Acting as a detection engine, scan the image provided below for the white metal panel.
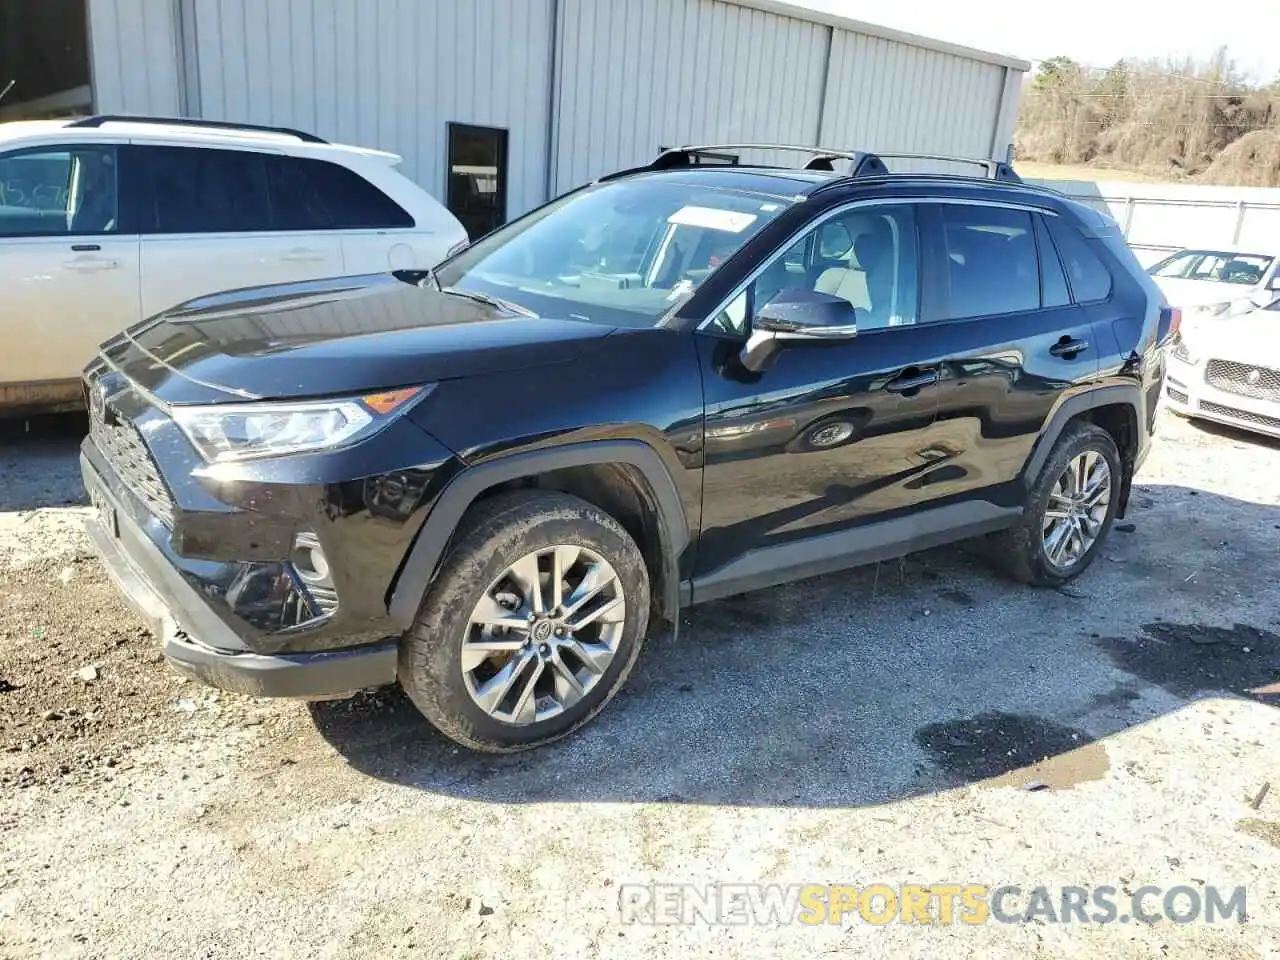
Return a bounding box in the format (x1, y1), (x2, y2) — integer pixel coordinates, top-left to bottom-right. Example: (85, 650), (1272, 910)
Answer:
(821, 29), (1007, 163)
(190, 0), (554, 217)
(87, 0), (182, 115)
(552, 0), (829, 193)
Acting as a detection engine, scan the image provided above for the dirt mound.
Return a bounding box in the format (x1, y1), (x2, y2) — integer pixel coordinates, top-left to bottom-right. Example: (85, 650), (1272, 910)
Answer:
(1201, 129), (1280, 187)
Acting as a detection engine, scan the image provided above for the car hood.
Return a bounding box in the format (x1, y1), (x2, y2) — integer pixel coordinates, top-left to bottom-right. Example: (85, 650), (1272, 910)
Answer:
(100, 274), (618, 404)
(1181, 310), (1280, 364)
(1153, 276), (1258, 308)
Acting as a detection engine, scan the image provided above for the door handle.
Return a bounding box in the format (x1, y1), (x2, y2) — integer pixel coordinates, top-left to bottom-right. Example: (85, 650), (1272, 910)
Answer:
(62, 256), (120, 272)
(1049, 337), (1090, 358)
(884, 369), (939, 393)
(281, 247), (327, 262)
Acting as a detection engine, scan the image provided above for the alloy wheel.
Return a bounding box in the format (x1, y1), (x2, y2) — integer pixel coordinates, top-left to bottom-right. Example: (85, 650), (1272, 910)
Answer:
(461, 545), (626, 725)
(1042, 449), (1112, 570)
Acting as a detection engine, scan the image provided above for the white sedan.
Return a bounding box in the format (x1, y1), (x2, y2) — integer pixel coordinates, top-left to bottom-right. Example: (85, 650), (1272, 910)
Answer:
(1164, 291), (1280, 440)
(1148, 247), (1279, 319)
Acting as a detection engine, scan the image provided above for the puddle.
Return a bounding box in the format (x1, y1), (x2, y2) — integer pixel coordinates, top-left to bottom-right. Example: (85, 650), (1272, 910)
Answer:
(915, 711), (1106, 788)
(1095, 623), (1280, 700)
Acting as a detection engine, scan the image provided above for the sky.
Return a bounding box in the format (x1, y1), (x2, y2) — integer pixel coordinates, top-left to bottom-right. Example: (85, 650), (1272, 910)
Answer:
(788, 0), (1280, 83)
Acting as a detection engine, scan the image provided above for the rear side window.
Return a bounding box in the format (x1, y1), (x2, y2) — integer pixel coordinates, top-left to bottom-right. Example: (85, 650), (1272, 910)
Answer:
(265, 155), (332, 231)
(141, 146), (271, 233)
(291, 157), (415, 229)
(1034, 215), (1071, 308)
(1045, 216), (1113, 302)
(941, 205), (1039, 318)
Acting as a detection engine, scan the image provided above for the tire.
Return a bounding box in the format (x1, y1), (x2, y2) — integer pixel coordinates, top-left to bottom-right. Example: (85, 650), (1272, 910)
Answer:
(993, 421), (1122, 587)
(398, 490), (650, 752)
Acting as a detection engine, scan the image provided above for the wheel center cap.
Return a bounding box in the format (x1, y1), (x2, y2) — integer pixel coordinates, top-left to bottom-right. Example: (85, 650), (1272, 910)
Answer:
(531, 619), (554, 643)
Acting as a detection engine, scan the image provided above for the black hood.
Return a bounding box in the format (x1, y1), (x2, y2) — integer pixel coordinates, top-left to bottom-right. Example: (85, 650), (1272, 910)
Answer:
(99, 274), (617, 404)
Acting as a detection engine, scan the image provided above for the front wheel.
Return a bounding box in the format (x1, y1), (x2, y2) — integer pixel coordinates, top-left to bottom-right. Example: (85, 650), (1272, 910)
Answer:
(398, 491), (650, 752)
(993, 422), (1122, 587)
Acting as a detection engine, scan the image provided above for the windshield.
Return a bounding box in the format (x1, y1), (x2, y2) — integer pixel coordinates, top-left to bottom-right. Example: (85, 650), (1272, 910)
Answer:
(433, 178), (794, 327)
(1149, 251), (1273, 286)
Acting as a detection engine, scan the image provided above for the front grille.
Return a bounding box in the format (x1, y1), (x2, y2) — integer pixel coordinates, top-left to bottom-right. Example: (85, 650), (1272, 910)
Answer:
(1205, 359), (1280, 402)
(89, 401), (176, 526)
(1200, 400), (1280, 432)
(1166, 386), (1189, 404)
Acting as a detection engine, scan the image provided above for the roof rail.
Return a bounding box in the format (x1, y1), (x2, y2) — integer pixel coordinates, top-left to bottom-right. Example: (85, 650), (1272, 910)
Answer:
(650, 143), (890, 177)
(874, 152), (1022, 183)
(65, 115), (328, 144)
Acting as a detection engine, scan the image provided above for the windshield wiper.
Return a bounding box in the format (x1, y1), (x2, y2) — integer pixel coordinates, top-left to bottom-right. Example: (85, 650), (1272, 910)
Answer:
(440, 285), (537, 317)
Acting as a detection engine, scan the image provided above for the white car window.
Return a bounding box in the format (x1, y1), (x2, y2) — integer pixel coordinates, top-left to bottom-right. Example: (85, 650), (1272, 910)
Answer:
(0, 146), (118, 237)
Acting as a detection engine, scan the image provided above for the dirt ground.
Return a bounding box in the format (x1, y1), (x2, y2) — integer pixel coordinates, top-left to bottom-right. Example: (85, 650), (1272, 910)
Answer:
(1, 409), (1279, 959)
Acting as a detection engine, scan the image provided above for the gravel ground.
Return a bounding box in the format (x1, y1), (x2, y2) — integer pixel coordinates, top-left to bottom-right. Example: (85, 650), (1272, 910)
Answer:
(1, 409), (1278, 959)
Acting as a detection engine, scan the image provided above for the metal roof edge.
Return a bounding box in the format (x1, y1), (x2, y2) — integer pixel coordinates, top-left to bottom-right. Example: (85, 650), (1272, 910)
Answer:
(719, 0), (1032, 72)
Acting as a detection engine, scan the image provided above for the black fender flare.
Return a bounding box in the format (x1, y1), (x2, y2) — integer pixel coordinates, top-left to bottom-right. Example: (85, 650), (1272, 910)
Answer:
(388, 440), (690, 630)
(1023, 384), (1143, 509)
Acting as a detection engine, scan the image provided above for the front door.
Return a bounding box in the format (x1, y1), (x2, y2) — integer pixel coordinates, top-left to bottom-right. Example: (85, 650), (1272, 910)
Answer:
(0, 144), (141, 388)
(694, 202), (957, 579)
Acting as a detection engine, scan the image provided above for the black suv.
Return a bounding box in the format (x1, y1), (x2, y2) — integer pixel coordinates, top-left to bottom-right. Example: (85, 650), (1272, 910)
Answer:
(81, 145), (1170, 752)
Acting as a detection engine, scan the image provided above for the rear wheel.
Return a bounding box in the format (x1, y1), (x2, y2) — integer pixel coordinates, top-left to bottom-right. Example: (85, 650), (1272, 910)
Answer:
(994, 422), (1122, 587)
(398, 491), (650, 752)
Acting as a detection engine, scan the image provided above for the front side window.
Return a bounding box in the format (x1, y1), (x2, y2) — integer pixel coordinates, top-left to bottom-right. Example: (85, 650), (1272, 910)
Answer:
(709, 204), (920, 337)
(941, 205), (1039, 319)
(0, 146), (117, 237)
(434, 178), (794, 328)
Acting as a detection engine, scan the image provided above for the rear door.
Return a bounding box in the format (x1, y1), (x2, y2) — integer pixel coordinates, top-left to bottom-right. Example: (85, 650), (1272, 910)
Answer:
(927, 201), (1101, 505)
(132, 145), (344, 318)
(0, 144), (141, 387)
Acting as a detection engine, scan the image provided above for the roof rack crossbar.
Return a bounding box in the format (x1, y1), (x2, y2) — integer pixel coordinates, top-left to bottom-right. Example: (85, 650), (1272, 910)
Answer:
(65, 115), (328, 144)
(872, 152), (1022, 183)
(649, 143), (891, 177)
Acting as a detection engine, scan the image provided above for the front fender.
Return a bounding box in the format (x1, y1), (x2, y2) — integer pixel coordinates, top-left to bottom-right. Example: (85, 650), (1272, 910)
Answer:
(387, 439), (690, 629)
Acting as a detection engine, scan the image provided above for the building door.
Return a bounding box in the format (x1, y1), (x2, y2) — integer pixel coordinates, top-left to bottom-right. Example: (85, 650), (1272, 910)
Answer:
(447, 123), (508, 240)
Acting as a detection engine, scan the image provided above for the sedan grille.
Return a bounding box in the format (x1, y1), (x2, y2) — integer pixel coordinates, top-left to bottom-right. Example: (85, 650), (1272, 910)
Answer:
(89, 398), (176, 526)
(1199, 400), (1280, 432)
(1204, 359), (1280, 402)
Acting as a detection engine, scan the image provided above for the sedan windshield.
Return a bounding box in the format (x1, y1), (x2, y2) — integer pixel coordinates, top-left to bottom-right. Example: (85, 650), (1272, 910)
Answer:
(433, 178), (794, 327)
(1150, 251), (1273, 286)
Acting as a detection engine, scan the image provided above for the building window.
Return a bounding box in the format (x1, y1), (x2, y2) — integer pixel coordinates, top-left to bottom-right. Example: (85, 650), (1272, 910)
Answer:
(447, 123), (508, 240)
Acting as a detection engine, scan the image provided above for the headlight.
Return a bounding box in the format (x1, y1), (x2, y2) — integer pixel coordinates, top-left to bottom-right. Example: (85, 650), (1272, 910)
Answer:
(172, 386), (431, 463)
(1188, 301), (1231, 320)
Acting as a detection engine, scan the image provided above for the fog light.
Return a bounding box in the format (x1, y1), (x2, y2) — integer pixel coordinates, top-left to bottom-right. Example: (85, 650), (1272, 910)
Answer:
(292, 532), (338, 616)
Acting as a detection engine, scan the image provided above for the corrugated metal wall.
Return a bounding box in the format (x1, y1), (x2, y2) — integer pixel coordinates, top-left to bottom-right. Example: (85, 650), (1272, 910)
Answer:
(186, 0), (554, 217)
(821, 30), (1008, 160)
(87, 0), (182, 115)
(551, 0), (830, 192)
(85, 0), (1025, 213)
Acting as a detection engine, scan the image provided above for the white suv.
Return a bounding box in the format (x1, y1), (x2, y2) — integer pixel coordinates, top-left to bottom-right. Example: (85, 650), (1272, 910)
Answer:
(0, 115), (468, 416)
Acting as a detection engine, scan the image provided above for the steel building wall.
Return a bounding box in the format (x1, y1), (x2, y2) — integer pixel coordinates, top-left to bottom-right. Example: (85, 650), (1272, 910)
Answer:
(820, 30), (1009, 161)
(551, 0), (830, 193)
(87, 0), (182, 115)
(185, 0), (554, 216)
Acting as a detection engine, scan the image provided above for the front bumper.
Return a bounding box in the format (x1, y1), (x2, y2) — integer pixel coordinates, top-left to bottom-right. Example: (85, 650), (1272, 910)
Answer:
(82, 451), (397, 698)
(1163, 355), (1280, 439)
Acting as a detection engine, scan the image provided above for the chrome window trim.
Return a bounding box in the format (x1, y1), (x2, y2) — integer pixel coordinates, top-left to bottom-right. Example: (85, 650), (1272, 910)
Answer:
(697, 195), (1061, 333)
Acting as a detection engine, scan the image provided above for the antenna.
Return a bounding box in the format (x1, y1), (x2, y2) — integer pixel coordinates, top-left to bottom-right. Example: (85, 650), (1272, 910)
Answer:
(0, 80), (15, 106)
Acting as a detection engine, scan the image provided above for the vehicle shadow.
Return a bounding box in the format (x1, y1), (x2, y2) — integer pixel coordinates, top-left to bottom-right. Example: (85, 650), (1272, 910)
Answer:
(309, 482), (1280, 808)
(0, 414), (90, 511)
(1181, 414), (1280, 451)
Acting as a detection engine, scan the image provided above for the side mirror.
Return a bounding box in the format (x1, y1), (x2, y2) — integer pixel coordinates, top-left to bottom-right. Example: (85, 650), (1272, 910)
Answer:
(1269, 274), (1280, 291)
(739, 289), (858, 373)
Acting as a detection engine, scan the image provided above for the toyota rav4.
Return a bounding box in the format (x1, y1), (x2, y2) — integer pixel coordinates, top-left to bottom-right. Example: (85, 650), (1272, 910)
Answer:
(80, 145), (1171, 752)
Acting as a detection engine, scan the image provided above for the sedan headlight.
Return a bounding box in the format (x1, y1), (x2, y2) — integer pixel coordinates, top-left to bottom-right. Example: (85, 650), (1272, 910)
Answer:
(172, 386), (431, 463)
